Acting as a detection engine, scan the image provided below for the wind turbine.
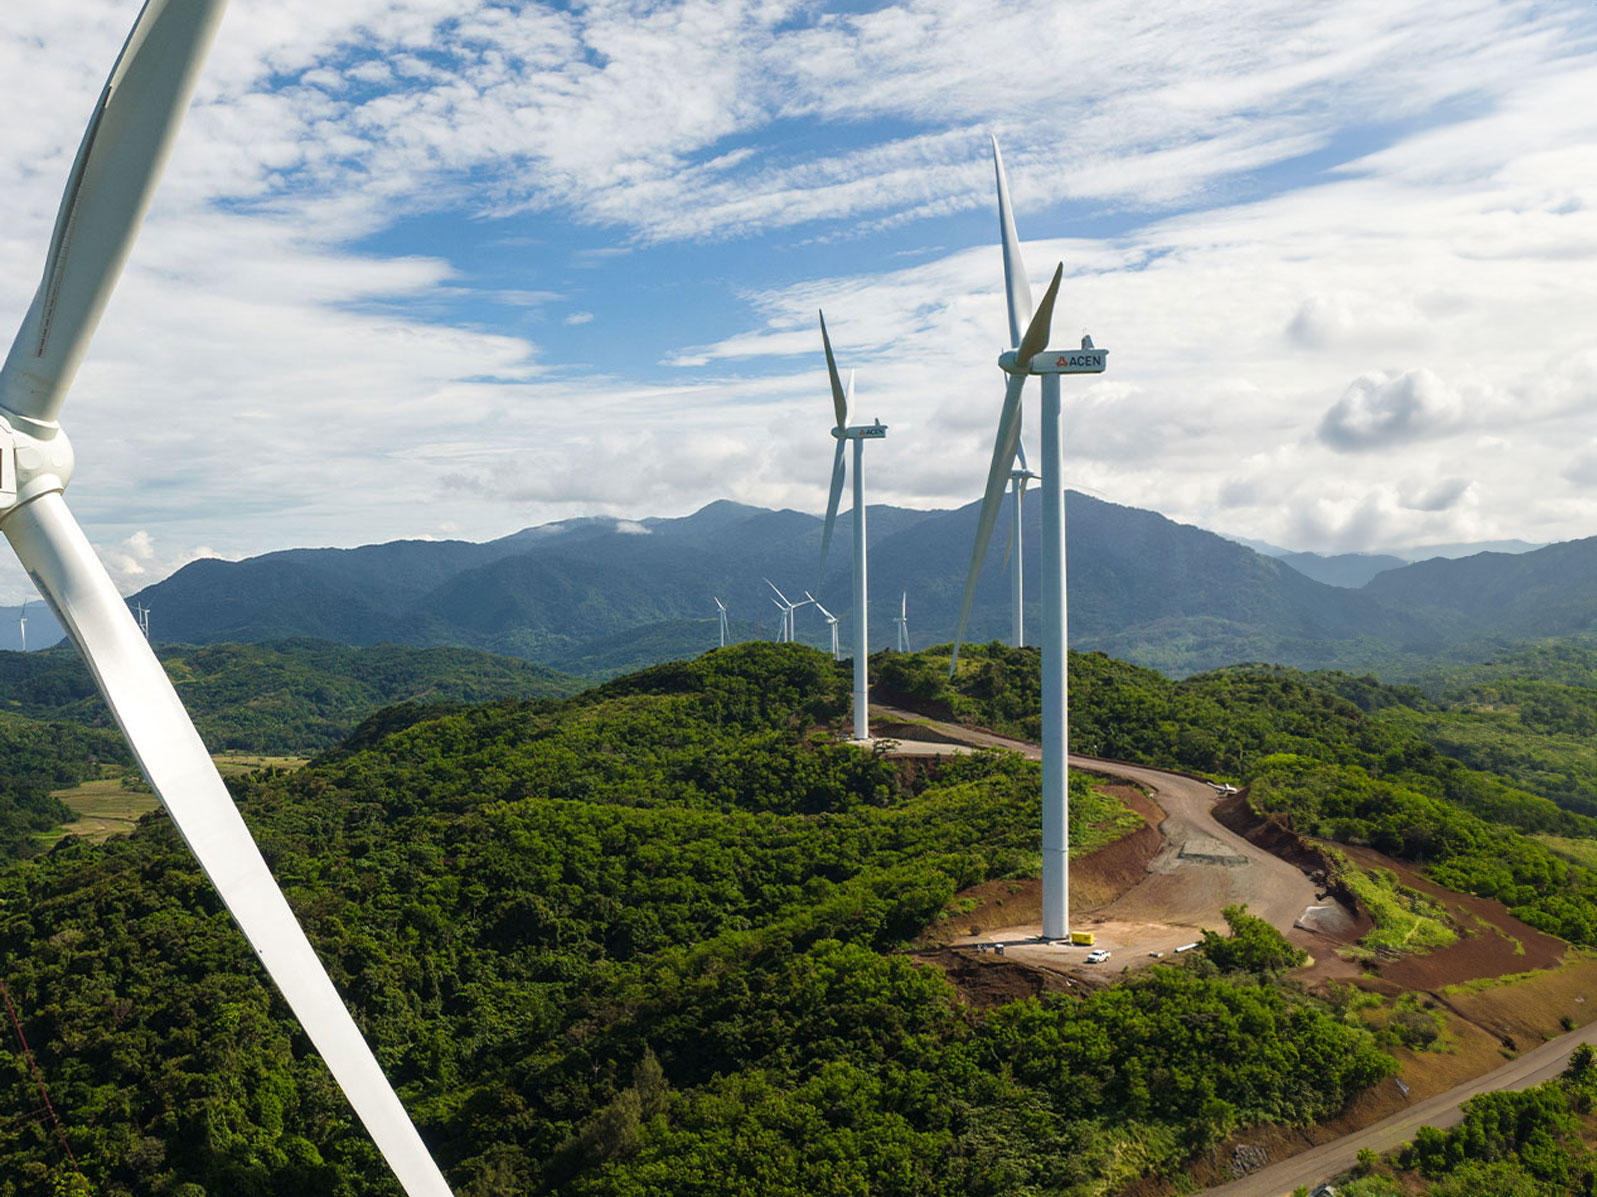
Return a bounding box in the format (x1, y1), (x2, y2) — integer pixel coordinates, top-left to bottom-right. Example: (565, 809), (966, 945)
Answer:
(713, 596), (729, 647)
(0, 5), (451, 1193)
(950, 136), (1110, 941)
(815, 313), (887, 742)
(806, 592), (840, 660)
(895, 592), (910, 652)
(1003, 441), (1039, 646)
(17, 597), (26, 653)
(133, 601), (150, 640)
(765, 578), (811, 644)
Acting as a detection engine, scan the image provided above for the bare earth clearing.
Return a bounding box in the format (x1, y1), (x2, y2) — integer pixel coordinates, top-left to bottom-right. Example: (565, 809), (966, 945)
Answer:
(873, 704), (1356, 976)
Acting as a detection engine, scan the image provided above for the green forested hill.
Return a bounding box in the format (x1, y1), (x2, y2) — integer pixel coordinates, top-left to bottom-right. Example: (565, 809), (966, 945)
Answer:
(0, 639), (584, 754)
(0, 644), (1393, 1195)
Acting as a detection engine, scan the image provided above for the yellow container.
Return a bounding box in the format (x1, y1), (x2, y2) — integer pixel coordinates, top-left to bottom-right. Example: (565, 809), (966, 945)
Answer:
(1070, 931), (1095, 946)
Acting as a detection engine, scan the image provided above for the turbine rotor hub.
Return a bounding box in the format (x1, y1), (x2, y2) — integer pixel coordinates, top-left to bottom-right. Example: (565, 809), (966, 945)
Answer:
(0, 409), (74, 515)
(998, 349), (1025, 375)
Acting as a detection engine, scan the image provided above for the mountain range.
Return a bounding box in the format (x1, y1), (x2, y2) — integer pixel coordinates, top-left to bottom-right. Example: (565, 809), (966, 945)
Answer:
(2, 496), (1592, 677)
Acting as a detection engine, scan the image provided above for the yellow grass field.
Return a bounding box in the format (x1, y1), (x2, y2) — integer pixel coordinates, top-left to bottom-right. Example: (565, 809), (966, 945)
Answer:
(38, 756), (308, 846)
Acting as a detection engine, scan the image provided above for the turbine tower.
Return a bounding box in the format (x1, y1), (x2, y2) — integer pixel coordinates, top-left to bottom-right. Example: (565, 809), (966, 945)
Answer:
(950, 136), (1110, 941)
(895, 592), (910, 652)
(807, 592), (840, 660)
(18, 597), (26, 653)
(713, 596), (729, 647)
(815, 314), (887, 742)
(0, 5), (451, 1192)
(1004, 441), (1038, 646)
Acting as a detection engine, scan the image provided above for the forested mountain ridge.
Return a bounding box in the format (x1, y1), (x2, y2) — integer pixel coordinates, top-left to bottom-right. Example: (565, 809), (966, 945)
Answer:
(102, 495), (1457, 678)
(0, 639), (583, 755)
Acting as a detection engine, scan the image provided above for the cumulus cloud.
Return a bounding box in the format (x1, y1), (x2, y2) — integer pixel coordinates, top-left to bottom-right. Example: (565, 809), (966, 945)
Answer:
(1317, 369), (1465, 452)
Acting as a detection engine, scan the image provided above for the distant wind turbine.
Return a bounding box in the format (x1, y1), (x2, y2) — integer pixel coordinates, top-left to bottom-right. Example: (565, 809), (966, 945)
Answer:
(0, 4), (451, 1191)
(713, 596), (729, 647)
(950, 135), (1110, 941)
(895, 592), (910, 652)
(17, 597), (26, 653)
(1003, 440), (1039, 646)
(807, 592), (840, 660)
(815, 314), (887, 742)
(765, 578), (812, 644)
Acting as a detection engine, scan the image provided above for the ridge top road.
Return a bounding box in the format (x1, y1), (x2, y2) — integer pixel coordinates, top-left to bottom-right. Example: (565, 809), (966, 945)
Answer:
(870, 703), (1347, 969)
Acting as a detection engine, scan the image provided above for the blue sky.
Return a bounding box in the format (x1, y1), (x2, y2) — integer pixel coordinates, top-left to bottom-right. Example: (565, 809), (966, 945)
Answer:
(3, 0), (1597, 600)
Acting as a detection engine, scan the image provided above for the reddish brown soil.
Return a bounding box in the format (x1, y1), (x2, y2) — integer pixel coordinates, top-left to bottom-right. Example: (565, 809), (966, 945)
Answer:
(912, 948), (1100, 1008)
(1336, 843), (1566, 991)
(914, 782), (1163, 999)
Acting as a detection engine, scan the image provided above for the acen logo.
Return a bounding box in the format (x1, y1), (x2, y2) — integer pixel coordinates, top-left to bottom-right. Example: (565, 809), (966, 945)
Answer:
(1055, 355), (1069, 367)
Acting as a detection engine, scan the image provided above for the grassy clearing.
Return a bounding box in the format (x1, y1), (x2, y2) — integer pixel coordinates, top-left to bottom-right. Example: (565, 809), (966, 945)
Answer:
(37, 773), (160, 846)
(212, 752), (308, 776)
(1070, 775), (1149, 857)
(1535, 834), (1597, 870)
(1328, 848), (1458, 955)
(36, 755), (306, 846)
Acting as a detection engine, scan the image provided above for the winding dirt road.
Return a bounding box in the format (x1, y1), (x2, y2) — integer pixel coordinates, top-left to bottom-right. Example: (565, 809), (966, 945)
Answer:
(872, 704), (1338, 967)
(1203, 1021), (1597, 1195)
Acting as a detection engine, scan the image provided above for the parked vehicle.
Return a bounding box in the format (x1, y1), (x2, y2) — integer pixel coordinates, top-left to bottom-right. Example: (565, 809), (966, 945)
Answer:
(1084, 949), (1111, 964)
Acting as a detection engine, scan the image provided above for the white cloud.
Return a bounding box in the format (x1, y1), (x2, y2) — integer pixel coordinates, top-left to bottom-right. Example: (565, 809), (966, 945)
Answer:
(1, 0), (1596, 603)
(1318, 369), (1466, 452)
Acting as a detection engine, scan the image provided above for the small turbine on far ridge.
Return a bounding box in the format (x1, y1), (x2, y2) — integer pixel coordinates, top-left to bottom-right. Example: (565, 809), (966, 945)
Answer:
(806, 591), (840, 660)
(1003, 440), (1039, 647)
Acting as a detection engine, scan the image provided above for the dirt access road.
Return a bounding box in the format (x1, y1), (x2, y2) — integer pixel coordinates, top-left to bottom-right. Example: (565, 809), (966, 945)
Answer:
(1203, 1019), (1597, 1195)
(870, 704), (1344, 971)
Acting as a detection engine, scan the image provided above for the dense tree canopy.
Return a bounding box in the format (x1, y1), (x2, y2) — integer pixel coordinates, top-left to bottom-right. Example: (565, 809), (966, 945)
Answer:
(0, 644), (1393, 1195)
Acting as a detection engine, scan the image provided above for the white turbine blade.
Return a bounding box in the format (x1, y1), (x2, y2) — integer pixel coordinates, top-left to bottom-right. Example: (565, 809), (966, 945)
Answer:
(765, 577), (792, 606)
(3, 493), (451, 1196)
(816, 439), (847, 582)
(0, 0), (229, 425)
(950, 371), (1028, 672)
(1016, 439), (1031, 474)
(819, 311), (850, 429)
(992, 135), (1033, 350)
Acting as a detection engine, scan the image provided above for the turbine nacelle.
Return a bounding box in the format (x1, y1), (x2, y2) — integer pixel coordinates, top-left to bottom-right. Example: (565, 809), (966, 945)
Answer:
(0, 413), (75, 510)
(830, 419), (888, 441)
(997, 343), (1110, 376)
